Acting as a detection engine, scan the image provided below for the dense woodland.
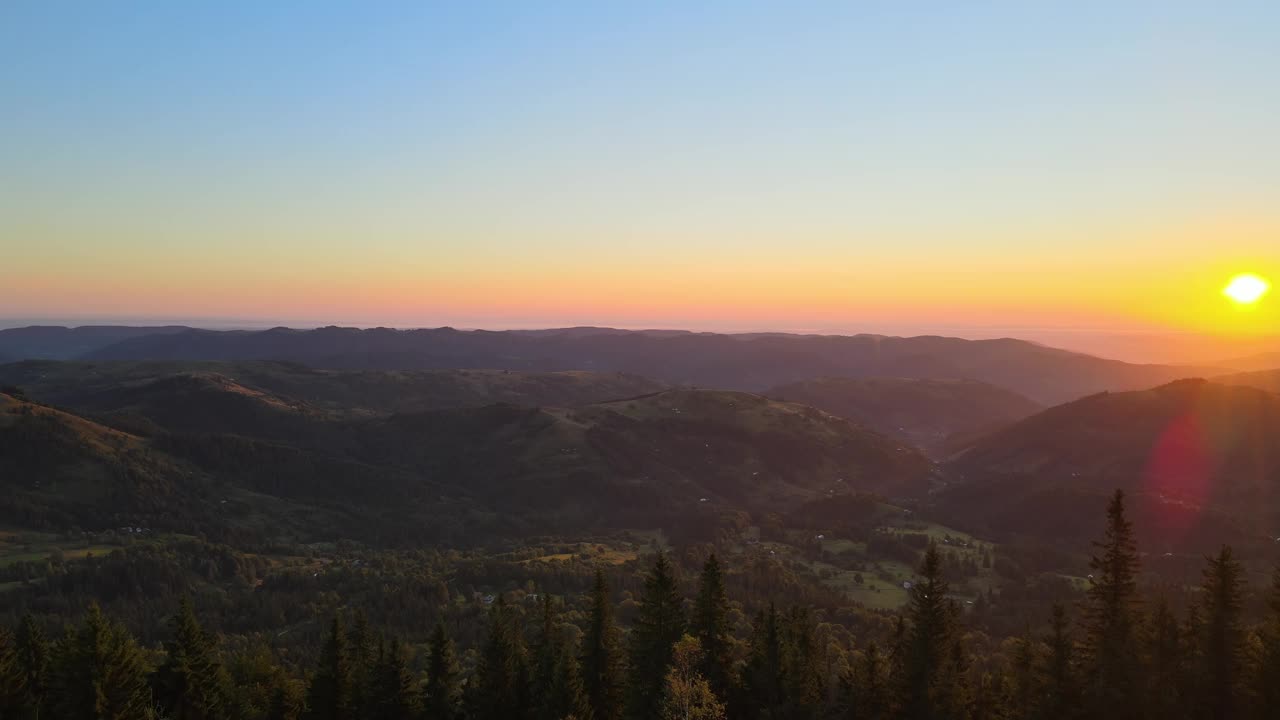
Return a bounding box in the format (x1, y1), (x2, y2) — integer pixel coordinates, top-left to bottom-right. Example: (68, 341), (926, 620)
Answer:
(2, 491), (1280, 720)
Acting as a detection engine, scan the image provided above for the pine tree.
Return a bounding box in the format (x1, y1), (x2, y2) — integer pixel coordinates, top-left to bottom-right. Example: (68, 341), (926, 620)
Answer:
(155, 596), (230, 720)
(0, 626), (25, 718)
(532, 595), (590, 720)
(853, 642), (890, 720)
(369, 637), (419, 720)
(1193, 546), (1246, 720)
(346, 610), (375, 720)
(691, 554), (734, 699)
(422, 622), (461, 720)
(781, 606), (823, 720)
(1255, 568), (1280, 720)
(740, 604), (784, 719)
(1143, 598), (1187, 720)
(13, 614), (48, 720)
(1037, 605), (1079, 720)
(470, 597), (530, 720)
(305, 617), (354, 720)
(627, 553), (685, 720)
(660, 635), (726, 720)
(1080, 489), (1142, 720)
(895, 543), (963, 720)
(49, 604), (155, 720)
(581, 570), (624, 720)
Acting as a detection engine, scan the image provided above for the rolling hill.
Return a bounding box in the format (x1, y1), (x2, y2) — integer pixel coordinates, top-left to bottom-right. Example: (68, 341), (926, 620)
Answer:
(67, 325), (1221, 405)
(941, 379), (1280, 549)
(0, 360), (668, 422)
(766, 376), (1042, 457)
(0, 373), (934, 543)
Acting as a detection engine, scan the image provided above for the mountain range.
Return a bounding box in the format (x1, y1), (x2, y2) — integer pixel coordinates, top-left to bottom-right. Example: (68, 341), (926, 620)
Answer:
(1, 324), (1232, 405)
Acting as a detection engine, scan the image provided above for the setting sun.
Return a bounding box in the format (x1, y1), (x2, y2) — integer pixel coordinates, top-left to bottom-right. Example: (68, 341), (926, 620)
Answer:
(1223, 273), (1271, 305)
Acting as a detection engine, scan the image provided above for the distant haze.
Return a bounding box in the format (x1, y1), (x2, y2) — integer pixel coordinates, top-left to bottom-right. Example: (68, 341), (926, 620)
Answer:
(2, 317), (1277, 366)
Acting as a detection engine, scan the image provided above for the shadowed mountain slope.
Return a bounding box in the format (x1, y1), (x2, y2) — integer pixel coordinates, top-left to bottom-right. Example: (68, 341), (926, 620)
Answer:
(766, 376), (1042, 457)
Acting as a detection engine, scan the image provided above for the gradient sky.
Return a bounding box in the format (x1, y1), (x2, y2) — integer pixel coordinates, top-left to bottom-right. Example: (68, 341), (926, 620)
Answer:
(3, 1), (1278, 356)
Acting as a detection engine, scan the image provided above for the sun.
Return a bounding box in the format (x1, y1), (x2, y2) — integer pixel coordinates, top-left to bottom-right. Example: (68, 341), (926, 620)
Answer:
(1223, 273), (1271, 305)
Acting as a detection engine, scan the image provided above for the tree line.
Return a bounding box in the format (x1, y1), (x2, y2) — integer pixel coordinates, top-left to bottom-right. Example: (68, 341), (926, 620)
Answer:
(2, 490), (1280, 719)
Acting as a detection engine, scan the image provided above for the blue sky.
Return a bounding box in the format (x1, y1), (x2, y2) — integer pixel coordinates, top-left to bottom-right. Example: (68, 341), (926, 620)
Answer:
(2, 1), (1278, 357)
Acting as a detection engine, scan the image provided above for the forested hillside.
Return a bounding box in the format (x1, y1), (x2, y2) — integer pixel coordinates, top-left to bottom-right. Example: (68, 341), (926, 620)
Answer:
(2, 494), (1279, 720)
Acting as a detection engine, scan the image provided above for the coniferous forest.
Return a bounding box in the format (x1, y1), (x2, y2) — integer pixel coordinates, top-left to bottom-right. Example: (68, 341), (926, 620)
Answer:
(3, 490), (1280, 720)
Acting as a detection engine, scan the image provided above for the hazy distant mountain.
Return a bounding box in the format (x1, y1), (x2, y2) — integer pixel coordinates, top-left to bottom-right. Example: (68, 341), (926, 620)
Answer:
(942, 379), (1280, 549)
(1215, 368), (1280, 395)
(766, 377), (1042, 457)
(0, 325), (191, 360)
(78, 325), (1220, 405)
(1215, 352), (1280, 373)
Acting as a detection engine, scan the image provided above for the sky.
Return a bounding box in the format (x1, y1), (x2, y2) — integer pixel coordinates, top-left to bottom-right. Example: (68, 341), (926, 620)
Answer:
(2, 1), (1278, 361)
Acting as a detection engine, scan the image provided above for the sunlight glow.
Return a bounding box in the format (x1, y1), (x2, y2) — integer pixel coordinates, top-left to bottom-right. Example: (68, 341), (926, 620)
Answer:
(1223, 273), (1270, 305)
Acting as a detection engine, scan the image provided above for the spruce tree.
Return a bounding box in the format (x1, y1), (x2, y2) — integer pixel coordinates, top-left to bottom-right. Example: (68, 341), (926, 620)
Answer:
(1193, 546), (1246, 720)
(1255, 568), (1280, 720)
(0, 626), (24, 718)
(470, 597), (530, 720)
(532, 595), (590, 720)
(740, 604), (784, 719)
(422, 622), (461, 720)
(853, 642), (890, 720)
(1037, 605), (1079, 720)
(581, 570), (624, 720)
(369, 637), (419, 720)
(50, 604), (155, 720)
(627, 553), (685, 720)
(781, 606), (823, 720)
(305, 617), (354, 720)
(895, 543), (962, 720)
(1143, 598), (1188, 720)
(14, 614), (48, 720)
(691, 554), (734, 699)
(1080, 489), (1142, 720)
(155, 596), (230, 720)
(345, 610), (375, 720)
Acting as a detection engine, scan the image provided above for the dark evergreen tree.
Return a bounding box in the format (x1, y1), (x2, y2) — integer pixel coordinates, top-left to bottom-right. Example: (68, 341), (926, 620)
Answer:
(369, 637), (419, 720)
(422, 622), (461, 720)
(627, 553), (685, 720)
(532, 595), (590, 720)
(155, 596), (230, 720)
(581, 570), (624, 720)
(1255, 568), (1280, 720)
(740, 604), (785, 719)
(1080, 490), (1142, 720)
(1193, 546), (1246, 720)
(691, 554), (734, 699)
(0, 626), (24, 718)
(346, 610), (375, 720)
(895, 543), (963, 720)
(305, 617), (354, 720)
(1037, 605), (1080, 720)
(12, 614), (48, 720)
(470, 597), (530, 720)
(49, 604), (155, 720)
(1142, 598), (1188, 720)
(780, 606), (823, 720)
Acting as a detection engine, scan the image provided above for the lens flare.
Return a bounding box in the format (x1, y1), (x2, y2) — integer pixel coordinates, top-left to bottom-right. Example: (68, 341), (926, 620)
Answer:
(1223, 273), (1270, 304)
